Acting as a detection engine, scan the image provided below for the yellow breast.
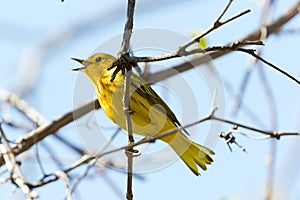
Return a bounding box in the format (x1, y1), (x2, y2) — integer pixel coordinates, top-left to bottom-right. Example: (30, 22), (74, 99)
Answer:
(97, 71), (175, 137)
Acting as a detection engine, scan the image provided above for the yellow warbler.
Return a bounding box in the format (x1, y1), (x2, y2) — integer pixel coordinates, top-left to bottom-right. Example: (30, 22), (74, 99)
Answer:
(72, 53), (214, 175)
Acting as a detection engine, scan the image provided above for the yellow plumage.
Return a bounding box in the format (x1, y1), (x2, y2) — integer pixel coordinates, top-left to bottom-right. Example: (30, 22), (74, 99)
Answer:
(72, 53), (214, 175)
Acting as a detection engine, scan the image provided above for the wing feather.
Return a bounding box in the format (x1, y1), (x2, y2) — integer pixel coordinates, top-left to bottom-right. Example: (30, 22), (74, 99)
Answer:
(130, 74), (189, 135)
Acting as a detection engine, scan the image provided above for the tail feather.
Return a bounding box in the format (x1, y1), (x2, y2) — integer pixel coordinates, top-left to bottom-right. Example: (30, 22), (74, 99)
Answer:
(184, 142), (214, 173)
(161, 132), (214, 176)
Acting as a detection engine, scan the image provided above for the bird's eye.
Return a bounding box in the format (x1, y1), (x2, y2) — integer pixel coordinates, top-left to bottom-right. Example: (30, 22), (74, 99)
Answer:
(95, 57), (102, 62)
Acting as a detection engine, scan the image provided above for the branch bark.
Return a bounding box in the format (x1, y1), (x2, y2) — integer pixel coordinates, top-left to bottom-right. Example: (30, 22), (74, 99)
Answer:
(0, 100), (100, 166)
(146, 0), (300, 82)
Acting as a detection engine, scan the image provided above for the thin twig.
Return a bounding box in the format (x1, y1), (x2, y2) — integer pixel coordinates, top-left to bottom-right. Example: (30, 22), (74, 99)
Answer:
(117, 0), (136, 199)
(0, 99), (100, 167)
(37, 140), (66, 170)
(0, 121), (38, 199)
(257, 2), (278, 200)
(101, 173), (124, 200)
(179, 8), (250, 51)
(124, 69), (135, 200)
(0, 88), (47, 126)
(257, 58), (278, 200)
(230, 64), (255, 116)
(215, 0), (234, 22)
(146, 1), (300, 83)
(29, 103), (300, 188)
(55, 171), (72, 200)
(69, 159), (97, 196)
(70, 128), (121, 195)
(0, 88), (85, 158)
(35, 142), (47, 176)
(223, 77), (267, 128)
(120, 0), (135, 54)
(237, 48), (300, 85)
(130, 2), (251, 63)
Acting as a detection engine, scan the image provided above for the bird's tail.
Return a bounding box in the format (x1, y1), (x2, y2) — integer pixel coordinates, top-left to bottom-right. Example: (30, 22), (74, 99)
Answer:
(160, 132), (214, 176)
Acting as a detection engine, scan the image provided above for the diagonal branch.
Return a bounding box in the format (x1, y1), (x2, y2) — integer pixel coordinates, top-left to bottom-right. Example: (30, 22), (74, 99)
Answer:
(237, 48), (300, 85)
(0, 99), (100, 167)
(0, 88), (85, 155)
(130, 2), (250, 63)
(0, 121), (38, 199)
(146, 1), (300, 83)
(28, 102), (300, 188)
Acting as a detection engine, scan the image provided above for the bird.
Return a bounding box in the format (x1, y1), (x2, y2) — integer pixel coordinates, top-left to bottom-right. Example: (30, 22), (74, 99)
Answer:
(72, 53), (214, 175)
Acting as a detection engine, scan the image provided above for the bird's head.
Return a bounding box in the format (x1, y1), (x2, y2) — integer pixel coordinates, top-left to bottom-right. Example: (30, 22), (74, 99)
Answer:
(72, 53), (116, 85)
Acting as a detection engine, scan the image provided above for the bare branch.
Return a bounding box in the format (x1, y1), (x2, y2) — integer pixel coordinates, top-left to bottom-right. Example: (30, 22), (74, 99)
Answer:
(55, 171), (72, 200)
(0, 99), (100, 167)
(124, 69), (135, 200)
(237, 48), (300, 85)
(120, 0), (135, 53)
(27, 100), (300, 189)
(110, 0), (137, 199)
(69, 129), (120, 194)
(146, 1), (300, 83)
(0, 121), (38, 199)
(0, 88), (47, 126)
(180, 9), (250, 51)
(130, 2), (251, 63)
(0, 88), (86, 155)
(215, 0), (234, 22)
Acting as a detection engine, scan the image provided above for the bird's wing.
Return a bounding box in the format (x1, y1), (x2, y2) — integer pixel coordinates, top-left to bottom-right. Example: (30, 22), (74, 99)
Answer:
(130, 73), (189, 135)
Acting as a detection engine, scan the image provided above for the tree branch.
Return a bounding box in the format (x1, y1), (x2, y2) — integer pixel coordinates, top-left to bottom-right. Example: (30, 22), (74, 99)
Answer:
(0, 121), (38, 199)
(130, 2), (251, 63)
(146, 0), (300, 83)
(0, 99), (100, 167)
(118, 0), (136, 199)
(28, 101), (300, 188)
(237, 48), (300, 85)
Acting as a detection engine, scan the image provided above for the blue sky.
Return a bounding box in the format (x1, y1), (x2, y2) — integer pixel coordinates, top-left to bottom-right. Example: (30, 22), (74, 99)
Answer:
(1, 0), (300, 199)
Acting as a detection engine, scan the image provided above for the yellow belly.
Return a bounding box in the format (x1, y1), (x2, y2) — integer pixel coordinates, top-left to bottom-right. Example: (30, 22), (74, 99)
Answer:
(97, 75), (175, 137)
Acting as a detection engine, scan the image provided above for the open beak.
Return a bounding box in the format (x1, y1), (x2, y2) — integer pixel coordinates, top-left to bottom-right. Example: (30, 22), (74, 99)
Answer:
(71, 58), (89, 71)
